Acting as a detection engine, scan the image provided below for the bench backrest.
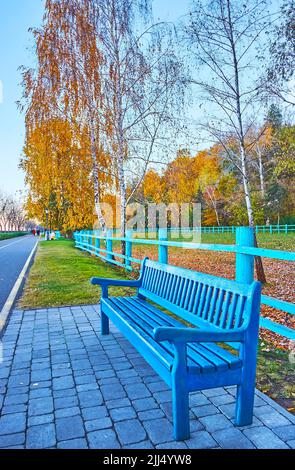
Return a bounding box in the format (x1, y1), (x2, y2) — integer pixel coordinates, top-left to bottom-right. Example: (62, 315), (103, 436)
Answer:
(138, 259), (260, 331)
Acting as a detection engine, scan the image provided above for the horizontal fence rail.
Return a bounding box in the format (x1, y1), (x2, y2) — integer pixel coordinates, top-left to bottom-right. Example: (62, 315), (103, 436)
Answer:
(111, 225), (295, 234)
(74, 228), (295, 341)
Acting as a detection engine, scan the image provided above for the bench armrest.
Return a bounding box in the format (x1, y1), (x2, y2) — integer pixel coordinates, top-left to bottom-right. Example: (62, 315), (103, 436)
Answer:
(91, 277), (142, 288)
(91, 277), (142, 298)
(153, 327), (245, 343)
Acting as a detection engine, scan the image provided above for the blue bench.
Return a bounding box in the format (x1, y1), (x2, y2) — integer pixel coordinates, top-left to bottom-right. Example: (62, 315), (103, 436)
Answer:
(91, 258), (261, 441)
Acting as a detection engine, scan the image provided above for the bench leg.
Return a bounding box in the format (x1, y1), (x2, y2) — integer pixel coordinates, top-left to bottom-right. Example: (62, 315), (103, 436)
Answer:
(235, 363), (255, 426)
(235, 382), (255, 426)
(171, 342), (190, 440)
(101, 311), (109, 335)
(172, 382), (190, 441)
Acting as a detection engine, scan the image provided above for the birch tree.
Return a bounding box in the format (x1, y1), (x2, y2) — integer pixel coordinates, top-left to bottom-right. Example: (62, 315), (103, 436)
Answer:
(20, 0), (110, 230)
(186, 0), (270, 281)
(94, 0), (186, 239)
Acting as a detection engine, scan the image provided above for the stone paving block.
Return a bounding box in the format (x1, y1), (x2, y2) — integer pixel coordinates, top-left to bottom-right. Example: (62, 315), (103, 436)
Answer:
(190, 420), (205, 432)
(75, 374), (97, 385)
(71, 359), (92, 371)
(147, 381), (169, 393)
(210, 394), (235, 406)
(57, 438), (88, 449)
(54, 388), (76, 399)
(26, 423), (56, 449)
(28, 397), (54, 417)
(115, 419), (147, 445)
(153, 390), (172, 404)
(4, 393), (28, 406)
(133, 397), (158, 412)
(10, 368), (30, 377)
(78, 390), (103, 408)
(254, 406), (291, 427)
(110, 406), (137, 422)
(138, 409), (165, 421)
(1, 404), (27, 415)
(243, 427), (289, 449)
(143, 418), (174, 445)
(85, 417), (112, 432)
(189, 393), (210, 407)
(185, 430), (218, 449)
(200, 414), (232, 433)
(193, 404), (220, 419)
(31, 370), (51, 382)
(8, 374), (30, 387)
(76, 383), (99, 393)
(101, 383), (126, 401)
(213, 428), (255, 449)
(54, 395), (79, 410)
(31, 380), (52, 389)
(203, 387), (228, 398)
(125, 383), (151, 400)
(0, 413), (26, 435)
(81, 406), (108, 421)
(56, 415), (85, 441)
(53, 376), (75, 391)
(273, 425), (295, 441)
(88, 429), (120, 449)
(0, 433), (25, 449)
(30, 388), (52, 400)
(106, 398), (131, 410)
(28, 414), (54, 427)
(55, 407), (80, 419)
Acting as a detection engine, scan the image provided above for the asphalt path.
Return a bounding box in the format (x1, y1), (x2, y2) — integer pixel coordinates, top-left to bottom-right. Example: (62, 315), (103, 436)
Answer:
(0, 235), (38, 311)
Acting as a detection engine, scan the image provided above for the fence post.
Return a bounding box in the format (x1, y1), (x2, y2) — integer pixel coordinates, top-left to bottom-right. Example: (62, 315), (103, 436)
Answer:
(82, 231), (86, 251)
(125, 230), (133, 270)
(105, 229), (113, 262)
(89, 231), (93, 253)
(95, 230), (101, 257)
(285, 224), (288, 234)
(235, 227), (255, 284)
(158, 228), (168, 264)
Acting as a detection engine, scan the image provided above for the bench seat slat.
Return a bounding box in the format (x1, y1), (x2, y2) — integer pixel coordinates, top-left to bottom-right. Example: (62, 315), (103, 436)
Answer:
(122, 299), (218, 373)
(113, 297), (205, 373)
(109, 296), (242, 374)
(126, 297), (242, 371)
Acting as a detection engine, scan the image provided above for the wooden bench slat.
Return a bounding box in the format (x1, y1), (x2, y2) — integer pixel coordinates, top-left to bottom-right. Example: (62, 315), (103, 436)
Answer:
(113, 297), (208, 373)
(123, 297), (242, 373)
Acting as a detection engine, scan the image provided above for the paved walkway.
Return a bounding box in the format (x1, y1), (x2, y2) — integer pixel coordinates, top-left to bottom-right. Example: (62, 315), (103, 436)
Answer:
(0, 305), (294, 449)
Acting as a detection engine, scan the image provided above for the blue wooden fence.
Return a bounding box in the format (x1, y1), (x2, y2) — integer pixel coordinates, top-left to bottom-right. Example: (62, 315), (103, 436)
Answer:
(110, 224), (295, 234)
(74, 227), (295, 341)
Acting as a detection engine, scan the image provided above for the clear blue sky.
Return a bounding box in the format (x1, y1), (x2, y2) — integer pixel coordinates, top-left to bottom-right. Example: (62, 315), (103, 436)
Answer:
(0, 0), (45, 196)
(0, 0), (190, 196)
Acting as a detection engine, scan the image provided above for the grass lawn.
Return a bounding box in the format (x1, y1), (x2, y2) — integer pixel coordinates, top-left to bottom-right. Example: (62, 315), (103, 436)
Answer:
(19, 236), (294, 414)
(0, 232), (28, 241)
(19, 239), (135, 309)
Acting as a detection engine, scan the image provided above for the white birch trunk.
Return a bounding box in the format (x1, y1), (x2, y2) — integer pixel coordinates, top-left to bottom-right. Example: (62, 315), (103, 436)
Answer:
(240, 145), (254, 227)
(90, 121), (106, 231)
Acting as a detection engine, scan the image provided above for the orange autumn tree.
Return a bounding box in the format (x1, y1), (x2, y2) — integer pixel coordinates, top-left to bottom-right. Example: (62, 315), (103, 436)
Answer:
(20, 0), (112, 231)
(21, 118), (98, 231)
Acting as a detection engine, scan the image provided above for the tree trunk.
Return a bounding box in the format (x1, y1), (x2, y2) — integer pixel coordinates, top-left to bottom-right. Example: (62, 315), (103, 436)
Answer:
(240, 146), (266, 283)
(90, 122), (106, 232)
